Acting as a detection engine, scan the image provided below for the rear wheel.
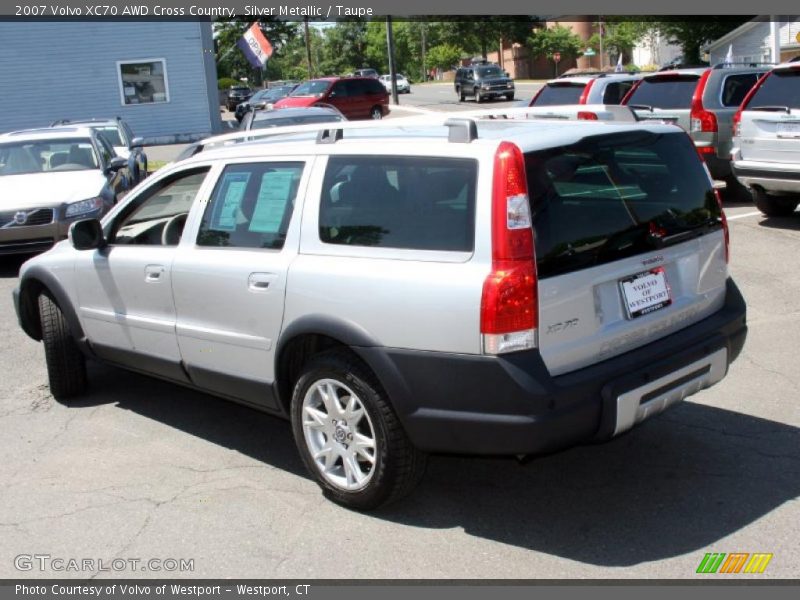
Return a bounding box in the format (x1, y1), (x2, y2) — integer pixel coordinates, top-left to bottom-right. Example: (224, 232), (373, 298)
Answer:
(457, 86), (465, 102)
(291, 349), (427, 510)
(753, 188), (799, 217)
(38, 294), (87, 400)
(370, 106), (383, 120)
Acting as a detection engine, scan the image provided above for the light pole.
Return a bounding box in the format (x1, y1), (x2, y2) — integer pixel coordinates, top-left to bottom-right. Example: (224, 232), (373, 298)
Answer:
(386, 16), (399, 105)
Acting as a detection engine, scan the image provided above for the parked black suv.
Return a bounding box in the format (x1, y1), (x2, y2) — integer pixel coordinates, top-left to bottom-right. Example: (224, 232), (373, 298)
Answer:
(454, 63), (515, 102)
(226, 86), (253, 112)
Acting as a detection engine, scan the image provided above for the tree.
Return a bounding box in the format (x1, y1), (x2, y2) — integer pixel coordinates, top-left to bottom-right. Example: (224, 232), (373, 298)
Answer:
(657, 19), (751, 65)
(425, 44), (463, 71)
(439, 18), (538, 59)
(527, 25), (584, 61)
(587, 21), (645, 63)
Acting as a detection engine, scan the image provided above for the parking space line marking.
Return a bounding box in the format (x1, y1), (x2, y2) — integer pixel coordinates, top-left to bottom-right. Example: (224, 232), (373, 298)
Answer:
(727, 211), (762, 221)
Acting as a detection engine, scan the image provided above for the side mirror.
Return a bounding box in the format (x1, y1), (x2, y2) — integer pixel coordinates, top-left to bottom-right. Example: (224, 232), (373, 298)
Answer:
(69, 219), (106, 251)
(106, 156), (127, 174)
(129, 137), (144, 149)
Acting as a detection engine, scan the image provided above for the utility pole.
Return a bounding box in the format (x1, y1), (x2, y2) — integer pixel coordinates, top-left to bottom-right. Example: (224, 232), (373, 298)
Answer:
(598, 17), (604, 70)
(421, 23), (427, 83)
(304, 17), (313, 79)
(386, 16), (399, 105)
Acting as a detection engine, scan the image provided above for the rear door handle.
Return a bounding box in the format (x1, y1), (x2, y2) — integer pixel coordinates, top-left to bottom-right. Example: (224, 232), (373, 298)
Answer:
(248, 272), (277, 292)
(145, 264), (165, 282)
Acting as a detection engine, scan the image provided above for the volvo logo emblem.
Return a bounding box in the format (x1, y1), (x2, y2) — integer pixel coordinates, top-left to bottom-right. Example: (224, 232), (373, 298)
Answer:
(13, 211), (27, 225)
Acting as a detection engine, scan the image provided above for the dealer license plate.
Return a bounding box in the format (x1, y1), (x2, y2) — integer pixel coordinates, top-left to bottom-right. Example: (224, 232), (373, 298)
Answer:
(620, 267), (672, 319)
(776, 121), (800, 138)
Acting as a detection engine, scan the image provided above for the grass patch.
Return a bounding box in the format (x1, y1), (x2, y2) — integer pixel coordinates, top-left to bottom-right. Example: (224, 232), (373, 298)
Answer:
(147, 160), (169, 174)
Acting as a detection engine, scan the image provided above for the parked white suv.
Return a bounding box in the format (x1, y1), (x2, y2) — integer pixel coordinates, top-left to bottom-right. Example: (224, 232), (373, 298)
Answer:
(731, 61), (800, 216)
(14, 116), (747, 509)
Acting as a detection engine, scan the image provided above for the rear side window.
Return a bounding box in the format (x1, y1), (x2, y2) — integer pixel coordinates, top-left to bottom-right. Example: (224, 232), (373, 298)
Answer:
(625, 76), (700, 109)
(319, 156), (477, 252)
(747, 69), (800, 109)
(197, 162), (303, 250)
(366, 79), (386, 94)
(526, 131), (720, 278)
(533, 83), (585, 106)
(602, 81), (635, 104)
(721, 73), (762, 107)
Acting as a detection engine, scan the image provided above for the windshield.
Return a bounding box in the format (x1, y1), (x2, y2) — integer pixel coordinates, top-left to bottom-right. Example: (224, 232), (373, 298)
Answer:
(532, 83), (585, 106)
(291, 81), (332, 97)
(95, 126), (123, 146)
(526, 130), (720, 278)
(265, 86), (294, 100)
(747, 69), (800, 110)
(625, 75), (700, 109)
(250, 114), (344, 130)
(0, 138), (99, 176)
(476, 66), (503, 78)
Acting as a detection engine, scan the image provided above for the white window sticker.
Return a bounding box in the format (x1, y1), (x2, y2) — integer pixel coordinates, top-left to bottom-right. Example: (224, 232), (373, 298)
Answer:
(213, 172), (251, 231)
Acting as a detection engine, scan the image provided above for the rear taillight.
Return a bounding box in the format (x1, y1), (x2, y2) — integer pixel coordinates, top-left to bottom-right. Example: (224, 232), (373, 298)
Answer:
(734, 71), (771, 137)
(714, 189), (730, 264)
(577, 79), (596, 104)
(481, 142), (538, 354)
(690, 70), (718, 133)
(577, 111), (598, 120)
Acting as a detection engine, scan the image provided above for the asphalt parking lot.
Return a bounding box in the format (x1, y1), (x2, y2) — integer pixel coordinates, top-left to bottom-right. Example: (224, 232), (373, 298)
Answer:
(0, 197), (797, 579)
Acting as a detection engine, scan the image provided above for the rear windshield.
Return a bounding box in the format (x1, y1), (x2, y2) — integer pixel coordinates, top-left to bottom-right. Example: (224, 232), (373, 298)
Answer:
(525, 131), (720, 278)
(747, 69), (800, 110)
(319, 156), (477, 252)
(625, 76), (700, 109)
(532, 83), (585, 106)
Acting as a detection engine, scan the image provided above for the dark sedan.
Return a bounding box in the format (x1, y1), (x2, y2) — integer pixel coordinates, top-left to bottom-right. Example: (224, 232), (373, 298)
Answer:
(234, 86), (296, 122)
(240, 105), (346, 131)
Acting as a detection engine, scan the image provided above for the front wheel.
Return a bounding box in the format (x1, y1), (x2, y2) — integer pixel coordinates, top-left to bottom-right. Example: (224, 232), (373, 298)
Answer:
(457, 86), (465, 102)
(370, 106), (383, 120)
(291, 349), (427, 510)
(753, 188), (799, 217)
(38, 294), (87, 400)
(506, 93), (515, 101)
(475, 89), (483, 103)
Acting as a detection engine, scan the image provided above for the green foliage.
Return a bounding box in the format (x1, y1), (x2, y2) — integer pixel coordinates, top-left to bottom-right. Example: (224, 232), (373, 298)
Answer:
(425, 44), (463, 70)
(217, 77), (240, 90)
(656, 19), (752, 64)
(437, 18), (537, 59)
(527, 25), (584, 61)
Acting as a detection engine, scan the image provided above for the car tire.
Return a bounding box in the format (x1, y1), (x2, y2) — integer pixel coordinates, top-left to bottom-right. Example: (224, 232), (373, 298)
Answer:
(506, 93), (515, 101)
(753, 188), (799, 217)
(38, 294), (87, 400)
(457, 86), (464, 102)
(290, 349), (427, 510)
(370, 106), (383, 120)
(475, 89), (483, 103)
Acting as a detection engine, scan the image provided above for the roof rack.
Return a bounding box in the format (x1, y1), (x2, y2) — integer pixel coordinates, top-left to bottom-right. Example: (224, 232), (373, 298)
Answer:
(657, 64), (708, 71)
(711, 62), (775, 69)
(50, 117), (123, 127)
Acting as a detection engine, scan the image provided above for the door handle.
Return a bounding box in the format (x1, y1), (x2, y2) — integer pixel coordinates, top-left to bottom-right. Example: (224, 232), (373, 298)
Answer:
(248, 272), (277, 292)
(145, 265), (165, 282)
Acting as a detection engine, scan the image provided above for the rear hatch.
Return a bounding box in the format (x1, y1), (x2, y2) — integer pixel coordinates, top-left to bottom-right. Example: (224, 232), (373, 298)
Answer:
(531, 82), (587, 107)
(526, 129), (728, 375)
(623, 73), (701, 129)
(737, 65), (800, 163)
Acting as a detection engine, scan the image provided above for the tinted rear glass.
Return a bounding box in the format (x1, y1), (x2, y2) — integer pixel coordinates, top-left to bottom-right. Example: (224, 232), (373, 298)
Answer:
(525, 131), (720, 278)
(721, 73), (762, 107)
(625, 76), (699, 109)
(602, 81), (635, 104)
(319, 156), (477, 252)
(748, 69), (800, 109)
(533, 84), (585, 106)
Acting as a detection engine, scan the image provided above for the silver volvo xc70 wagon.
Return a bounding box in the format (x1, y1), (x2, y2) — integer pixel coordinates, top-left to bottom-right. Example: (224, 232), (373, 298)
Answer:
(14, 114), (747, 509)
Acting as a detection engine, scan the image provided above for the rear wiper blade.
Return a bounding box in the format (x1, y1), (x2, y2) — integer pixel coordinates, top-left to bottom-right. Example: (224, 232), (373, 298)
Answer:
(749, 105), (790, 113)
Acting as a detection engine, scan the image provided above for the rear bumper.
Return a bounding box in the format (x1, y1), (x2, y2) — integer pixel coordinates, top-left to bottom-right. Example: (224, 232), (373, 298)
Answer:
(366, 278), (746, 456)
(731, 160), (800, 194)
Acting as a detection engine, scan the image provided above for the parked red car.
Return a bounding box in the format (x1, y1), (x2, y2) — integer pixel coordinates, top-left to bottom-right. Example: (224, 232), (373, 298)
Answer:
(274, 77), (389, 120)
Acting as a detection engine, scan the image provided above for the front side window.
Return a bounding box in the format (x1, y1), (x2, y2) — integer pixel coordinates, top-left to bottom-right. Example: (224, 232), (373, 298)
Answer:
(197, 162), (304, 250)
(95, 126), (124, 147)
(118, 59), (169, 105)
(111, 168), (209, 245)
(0, 138), (98, 176)
(319, 156), (477, 252)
